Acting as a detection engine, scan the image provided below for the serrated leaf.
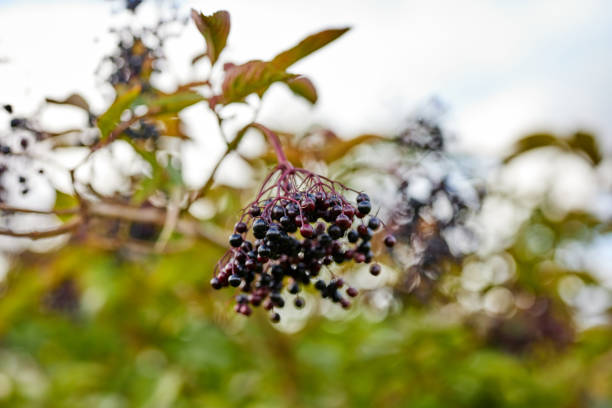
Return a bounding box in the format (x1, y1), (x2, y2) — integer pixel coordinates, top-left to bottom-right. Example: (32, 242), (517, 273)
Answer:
(46, 93), (91, 112)
(147, 91), (204, 114)
(284, 76), (317, 104)
(212, 60), (295, 106)
(271, 27), (350, 70)
(191, 9), (230, 65)
(97, 85), (141, 140)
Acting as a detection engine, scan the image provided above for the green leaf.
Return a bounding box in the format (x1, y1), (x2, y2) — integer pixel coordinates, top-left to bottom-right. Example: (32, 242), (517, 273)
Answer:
(271, 27), (350, 70)
(147, 91), (205, 114)
(503, 133), (564, 163)
(191, 9), (230, 65)
(212, 60), (295, 106)
(568, 131), (601, 165)
(284, 76), (317, 104)
(504, 131), (602, 166)
(46, 93), (91, 112)
(97, 85), (141, 140)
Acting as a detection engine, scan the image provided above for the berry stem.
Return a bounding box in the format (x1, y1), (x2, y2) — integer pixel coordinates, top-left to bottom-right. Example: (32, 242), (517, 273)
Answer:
(251, 123), (291, 168)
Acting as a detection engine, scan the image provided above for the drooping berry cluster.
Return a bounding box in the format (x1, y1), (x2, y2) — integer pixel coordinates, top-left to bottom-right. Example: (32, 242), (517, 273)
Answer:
(211, 165), (395, 322)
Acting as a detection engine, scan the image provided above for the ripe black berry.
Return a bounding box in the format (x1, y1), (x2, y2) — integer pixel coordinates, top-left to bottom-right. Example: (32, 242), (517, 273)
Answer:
(235, 222), (248, 233)
(229, 233), (243, 247)
(357, 200), (371, 215)
(228, 274), (242, 287)
(328, 224), (343, 239)
(294, 296), (305, 308)
(258, 245), (271, 258)
(288, 281), (300, 294)
(368, 217), (381, 230)
(356, 193), (369, 203)
(210, 277), (222, 289)
(369, 263), (381, 276)
(252, 219), (268, 238)
(271, 205), (284, 220)
(346, 287), (358, 297)
(270, 312), (281, 323)
(0, 145), (10, 155)
(384, 234), (396, 248)
(347, 230), (359, 243)
(315, 280), (326, 291)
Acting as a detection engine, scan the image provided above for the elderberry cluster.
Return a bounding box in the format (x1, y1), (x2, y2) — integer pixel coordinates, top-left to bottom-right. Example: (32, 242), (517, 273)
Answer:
(388, 115), (483, 296)
(211, 167), (395, 322)
(0, 111), (46, 202)
(106, 35), (160, 88)
(124, 119), (160, 140)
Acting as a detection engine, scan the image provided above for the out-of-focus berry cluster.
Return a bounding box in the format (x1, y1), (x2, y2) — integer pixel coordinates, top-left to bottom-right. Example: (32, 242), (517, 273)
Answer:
(389, 116), (484, 298)
(211, 165), (395, 322)
(105, 34), (161, 88)
(0, 108), (47, 204)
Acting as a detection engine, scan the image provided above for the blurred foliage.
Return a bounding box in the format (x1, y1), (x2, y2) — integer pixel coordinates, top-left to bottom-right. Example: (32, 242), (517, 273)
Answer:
(0, 3), (610, 408)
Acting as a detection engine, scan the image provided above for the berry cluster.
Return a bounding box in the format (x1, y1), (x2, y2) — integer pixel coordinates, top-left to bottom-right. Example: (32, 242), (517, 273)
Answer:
(211, 165), (395, 322)
(105, 34), (160, 88)
(0, 114), (46, 202)
(388, 116), (483, 296)
(124, 119), (160, 140)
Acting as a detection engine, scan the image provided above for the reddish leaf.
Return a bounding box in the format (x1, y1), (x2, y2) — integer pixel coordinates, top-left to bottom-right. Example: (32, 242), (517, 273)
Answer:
(213, 60), (295, 106)
(271, 27), (350, 70)
(284, 76), (317, 104)
(191, 9), (230, 65)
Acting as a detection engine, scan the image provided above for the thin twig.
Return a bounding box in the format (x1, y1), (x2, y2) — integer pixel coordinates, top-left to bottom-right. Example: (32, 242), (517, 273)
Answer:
(0, 204), (79, 216)
(154, 189), (182, 253)
(0, 216), (82, 239)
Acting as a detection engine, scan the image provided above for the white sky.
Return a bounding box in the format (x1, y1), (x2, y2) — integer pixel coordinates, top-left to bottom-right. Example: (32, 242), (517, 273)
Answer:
(1, 0), (611, 158)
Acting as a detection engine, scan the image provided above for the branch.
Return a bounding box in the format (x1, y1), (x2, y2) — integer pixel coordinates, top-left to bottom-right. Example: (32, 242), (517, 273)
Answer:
(154, 189), (181, 253)
(92, 108), (160, 152)
(0, 201), (227, 249)
(250, 123), (290, 167)
(0, 216), (83, 239)
(87, 201), (227, 248)
(0, 204), (79, 215)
